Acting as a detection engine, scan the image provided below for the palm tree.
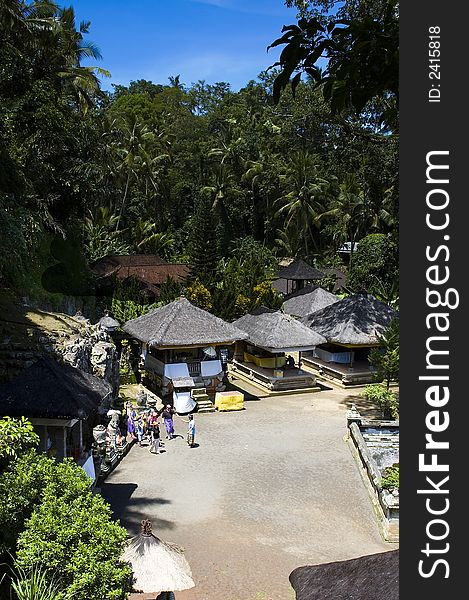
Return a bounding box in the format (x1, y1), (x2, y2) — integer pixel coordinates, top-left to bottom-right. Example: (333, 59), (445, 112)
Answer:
(83, 207), (130, 261)
(132, 218), (174, 256)
(275, 151), (331, 259)
(113, 115), (171, 231)
(327, 173), (368, 270)
(53, 6), (110, 113)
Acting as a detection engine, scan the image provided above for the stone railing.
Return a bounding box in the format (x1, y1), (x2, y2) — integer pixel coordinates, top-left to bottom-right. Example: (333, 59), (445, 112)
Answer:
(346, 406), (399, 542)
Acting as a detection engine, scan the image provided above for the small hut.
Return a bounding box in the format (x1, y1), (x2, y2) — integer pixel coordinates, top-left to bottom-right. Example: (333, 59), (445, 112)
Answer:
(283, 285), (340, 318)
(231, 308), (326, 392)
(123, 298), (248, 404)
(300, 293), (398, 386)
(98, 311), (121, 334)
(123, 519), (195, 599)
(289, 550), (398, 600)
(274, 259), (324, 296)
(0, 357), (112, 460)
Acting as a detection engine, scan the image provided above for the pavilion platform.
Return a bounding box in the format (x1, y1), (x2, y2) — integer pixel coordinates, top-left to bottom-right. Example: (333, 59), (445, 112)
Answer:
(301, 354), (376, 387)
(229, 359), (322, 395)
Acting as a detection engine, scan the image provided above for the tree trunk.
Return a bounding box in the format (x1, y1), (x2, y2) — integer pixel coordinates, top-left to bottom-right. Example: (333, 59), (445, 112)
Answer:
(115, 172), (131, 232)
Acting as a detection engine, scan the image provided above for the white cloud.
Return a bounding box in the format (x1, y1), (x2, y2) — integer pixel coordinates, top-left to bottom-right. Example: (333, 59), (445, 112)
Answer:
(190, 0), (232, 8)
(141, 51), (268, 88)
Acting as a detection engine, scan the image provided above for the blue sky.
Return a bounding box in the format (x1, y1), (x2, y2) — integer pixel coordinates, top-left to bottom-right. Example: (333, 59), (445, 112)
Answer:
(70, 0), (298, 91)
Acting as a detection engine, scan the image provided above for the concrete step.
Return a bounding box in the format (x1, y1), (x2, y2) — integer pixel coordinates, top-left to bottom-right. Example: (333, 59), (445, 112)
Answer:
(195, 398), (216, 413)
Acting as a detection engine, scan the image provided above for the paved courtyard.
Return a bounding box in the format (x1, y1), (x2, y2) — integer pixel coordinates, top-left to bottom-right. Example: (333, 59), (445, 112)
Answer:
(101, 383), (397, 600)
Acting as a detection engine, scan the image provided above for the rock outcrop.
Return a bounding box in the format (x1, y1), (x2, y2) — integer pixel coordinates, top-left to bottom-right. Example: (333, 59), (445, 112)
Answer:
(0, 298), (120, 393)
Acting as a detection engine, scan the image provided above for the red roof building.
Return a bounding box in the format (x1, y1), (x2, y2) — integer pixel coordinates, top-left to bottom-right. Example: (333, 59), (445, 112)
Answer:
(91, 255), (190, 300)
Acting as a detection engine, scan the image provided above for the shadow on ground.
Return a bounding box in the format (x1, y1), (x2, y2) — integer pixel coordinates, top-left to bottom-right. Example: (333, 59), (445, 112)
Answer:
(100, 482), (175, 534)
(224, 379), (262, 402)
(338, 391), (382, 419)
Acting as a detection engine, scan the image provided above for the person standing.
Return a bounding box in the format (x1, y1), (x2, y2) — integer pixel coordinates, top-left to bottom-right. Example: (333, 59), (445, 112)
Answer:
(149, 419), (161, 454)
(184, 414), (196, 447)
(162, 404), (175, 439)
(136, 417), (145, 447)
(127, 406), (137, 442)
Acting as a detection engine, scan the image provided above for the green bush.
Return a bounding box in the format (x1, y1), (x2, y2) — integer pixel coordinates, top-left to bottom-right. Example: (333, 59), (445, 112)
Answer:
(381, 463), (399, 491)
(348, 233), (398, 297)
(362, 384), (399, 419)
(0, 453), (131, 600)
(0, 453), (89, 555)
(16, 490), (131, 600)
(0, 417), (39, 468)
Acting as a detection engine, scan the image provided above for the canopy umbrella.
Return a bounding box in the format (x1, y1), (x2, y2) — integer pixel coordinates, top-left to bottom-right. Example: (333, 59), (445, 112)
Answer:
(123, 520), (195, 596)
(203, 346), (217, 358)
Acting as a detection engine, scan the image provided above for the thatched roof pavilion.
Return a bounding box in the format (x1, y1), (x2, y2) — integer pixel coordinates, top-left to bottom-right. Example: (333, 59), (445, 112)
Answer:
(0, 357), (112, 459)
(123, 297), (248, 348)
(98, 312), (121, 333)
(289, 550), (399, 600)
(123, 520), (195, 595)
(277, 259), (324, 281)
(283, 286), (340, 318)
(0, 356), (111, 420)
(300, 293), (398, 346)
(233, 308), (326, 353)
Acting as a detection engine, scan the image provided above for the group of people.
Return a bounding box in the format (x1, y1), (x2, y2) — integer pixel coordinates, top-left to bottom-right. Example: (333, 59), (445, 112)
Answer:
(126, 403), (196, 452)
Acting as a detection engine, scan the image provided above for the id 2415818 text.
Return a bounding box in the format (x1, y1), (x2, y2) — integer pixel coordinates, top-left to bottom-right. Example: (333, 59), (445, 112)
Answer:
(428, 26), (441, 103)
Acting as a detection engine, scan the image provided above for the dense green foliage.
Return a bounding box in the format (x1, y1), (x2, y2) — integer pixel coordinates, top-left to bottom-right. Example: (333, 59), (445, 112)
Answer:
(368, 318), (399, 388)
(0, 417), (39, 469)
(348, 233), (399, 301)
(1, 0), (398, 313)
(274, 0), (399, 131)
(362, 384), (399, 419)
(0, 452), (131, 600)
(10, 564), (69, 600)
(381, 463), (399, 491)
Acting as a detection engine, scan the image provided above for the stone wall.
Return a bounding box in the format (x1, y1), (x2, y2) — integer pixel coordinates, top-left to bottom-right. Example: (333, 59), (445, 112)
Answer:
(346, 408), (399, 542)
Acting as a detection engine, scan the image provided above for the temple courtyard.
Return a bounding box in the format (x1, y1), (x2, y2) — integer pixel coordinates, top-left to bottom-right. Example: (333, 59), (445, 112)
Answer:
(100, 383), (397, 600)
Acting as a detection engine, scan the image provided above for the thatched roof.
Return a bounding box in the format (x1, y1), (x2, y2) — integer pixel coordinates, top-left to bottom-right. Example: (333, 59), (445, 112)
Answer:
(283, 286), (340, 318)
(123, 297), (248, 347)
(300, 293), (398, 346)
(98, 314), (121, 332)
(233, 308), (326, 352)
(289, 550), (399, 600)
(277, 259), (324, 281)
(0, 357), (111, 420)
(123, 520), (195, 594)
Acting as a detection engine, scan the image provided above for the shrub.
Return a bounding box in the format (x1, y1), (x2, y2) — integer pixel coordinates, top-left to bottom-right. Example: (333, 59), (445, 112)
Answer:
(362, 384), (399, 419)
(0, 417), (39, 468)
(186, 278), (213, 310)
(10, 564), (68, 600)
(0, 453), (90, 555)
(368, 318), (399, 389)
(16, 490), (131, 600)
(0, 453), (131, 600)
(381, 463), (399, 491)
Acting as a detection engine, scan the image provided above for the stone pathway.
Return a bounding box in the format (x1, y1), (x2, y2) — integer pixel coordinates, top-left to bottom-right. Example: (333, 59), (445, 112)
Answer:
(100, 383), (397, 600)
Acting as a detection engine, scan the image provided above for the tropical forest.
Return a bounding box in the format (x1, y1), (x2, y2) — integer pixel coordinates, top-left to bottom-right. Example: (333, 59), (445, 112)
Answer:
(0, 1), (399, 599)
(1, 0), (399, 321)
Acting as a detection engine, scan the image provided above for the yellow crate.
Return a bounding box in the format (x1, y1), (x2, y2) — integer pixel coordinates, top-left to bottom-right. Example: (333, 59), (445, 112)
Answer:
(215, 391), (244, 411)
